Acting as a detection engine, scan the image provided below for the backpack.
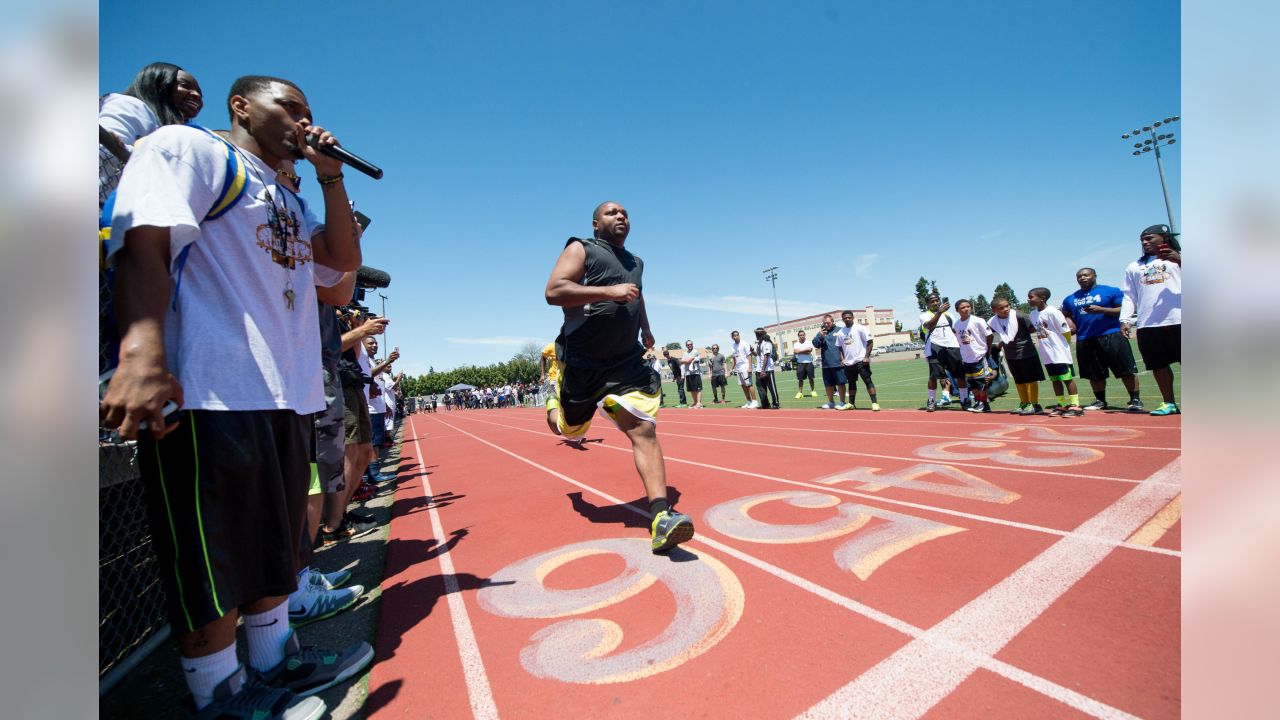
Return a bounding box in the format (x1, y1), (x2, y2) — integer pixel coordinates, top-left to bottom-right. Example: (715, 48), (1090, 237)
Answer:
(98, 125), (248, 375)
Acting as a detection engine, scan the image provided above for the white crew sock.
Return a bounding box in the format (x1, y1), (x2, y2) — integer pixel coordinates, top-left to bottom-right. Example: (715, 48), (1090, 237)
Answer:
(928, 389), (936, 401)
(243, 602), (291, 672)
(181, 643), (240, 710)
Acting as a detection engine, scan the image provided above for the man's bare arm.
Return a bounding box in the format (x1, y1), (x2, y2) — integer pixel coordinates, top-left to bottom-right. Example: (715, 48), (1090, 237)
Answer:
(544, 242), (637, 306)
(99, 226), (183, 439)
(316, 271), (357, 306)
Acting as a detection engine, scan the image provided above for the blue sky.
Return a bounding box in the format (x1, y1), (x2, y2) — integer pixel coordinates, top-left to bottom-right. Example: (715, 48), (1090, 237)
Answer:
(101, 0), (1179, 375)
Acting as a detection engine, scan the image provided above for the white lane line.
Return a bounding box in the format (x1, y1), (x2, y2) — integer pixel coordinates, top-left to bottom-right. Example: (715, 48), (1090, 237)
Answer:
(451, 415), (1179, 558)
(659, 430), (1176, 487)
(433, 415), (1142, 719)
(797, 458), (1182, 720)
(409, 417), (499, 720)
(666, 407), (1182, 432)
(657, 419), (1178, 452)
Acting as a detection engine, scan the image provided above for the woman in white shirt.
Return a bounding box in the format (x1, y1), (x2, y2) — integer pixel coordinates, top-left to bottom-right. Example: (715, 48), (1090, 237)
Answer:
(100, 62), (204, 199)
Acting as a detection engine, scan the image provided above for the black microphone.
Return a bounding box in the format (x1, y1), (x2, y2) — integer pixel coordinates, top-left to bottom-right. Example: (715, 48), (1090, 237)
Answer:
(355, 265), (391, 289)
(305, 134), (384, 180)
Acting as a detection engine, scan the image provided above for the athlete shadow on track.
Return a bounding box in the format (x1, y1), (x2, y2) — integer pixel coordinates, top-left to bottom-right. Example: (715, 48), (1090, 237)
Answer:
(370, 566), (514, 673)
(391, 490), (466, 517)
(566, 488), (684, 529)
(560, 437), (605, 450)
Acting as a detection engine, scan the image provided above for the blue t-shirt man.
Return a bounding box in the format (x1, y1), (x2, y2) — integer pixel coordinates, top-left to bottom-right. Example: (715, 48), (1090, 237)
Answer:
(1062, 283), (1124, 339)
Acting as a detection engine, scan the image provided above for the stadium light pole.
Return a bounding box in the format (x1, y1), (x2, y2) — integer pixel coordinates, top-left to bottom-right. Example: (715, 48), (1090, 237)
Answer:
(763, 266), (781, 333)
(1121, 115), (1180, 235)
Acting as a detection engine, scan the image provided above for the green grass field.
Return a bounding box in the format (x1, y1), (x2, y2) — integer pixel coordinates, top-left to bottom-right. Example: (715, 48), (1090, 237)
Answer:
(660, 341), (1181, 412)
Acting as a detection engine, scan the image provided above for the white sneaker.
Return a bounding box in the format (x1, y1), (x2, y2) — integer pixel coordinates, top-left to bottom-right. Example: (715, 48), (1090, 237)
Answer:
(746, 401), (760, 409)
(313, 568), (352, 590)
(289, 573), (365, 627)
(820, 402), (834, 409)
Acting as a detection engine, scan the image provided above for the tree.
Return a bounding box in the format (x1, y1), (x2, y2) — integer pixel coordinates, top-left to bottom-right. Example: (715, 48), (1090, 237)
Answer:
(895, 320), (903, 333)
(514, 342), (542, 365)
(914, 277), (934, 312)
(972, 294), (992, 319)
(992, 282), (1018, 307)
(664, 341), (681, 351)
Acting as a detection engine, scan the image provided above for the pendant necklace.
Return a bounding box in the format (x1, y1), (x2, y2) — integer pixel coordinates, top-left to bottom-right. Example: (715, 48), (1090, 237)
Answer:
(236, 146), (297, 310)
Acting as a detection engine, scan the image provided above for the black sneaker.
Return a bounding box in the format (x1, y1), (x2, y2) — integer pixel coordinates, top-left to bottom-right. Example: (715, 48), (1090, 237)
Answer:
(320, 518), (377, 546)
(1062, 405), (1085, 417)
(345, 509), (376, 525)
(1030, 404), (1046, 415)
(259, 631), (375, 698)
(926, 400), (937, 412)
(1126, 398), (1145, 413)
(1084, 399), (1108, 411)
(193, 664), (325, 720)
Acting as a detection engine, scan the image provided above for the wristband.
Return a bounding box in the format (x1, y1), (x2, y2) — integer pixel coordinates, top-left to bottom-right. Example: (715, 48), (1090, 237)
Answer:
(318, 172), (344, 186)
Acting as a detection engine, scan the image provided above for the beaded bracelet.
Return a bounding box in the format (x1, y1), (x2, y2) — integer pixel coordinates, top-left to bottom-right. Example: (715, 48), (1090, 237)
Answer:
(318, 172), (345, 186)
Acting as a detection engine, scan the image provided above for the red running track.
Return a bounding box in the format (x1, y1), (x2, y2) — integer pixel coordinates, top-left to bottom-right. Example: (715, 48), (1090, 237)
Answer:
(367, 406), (1180, 719)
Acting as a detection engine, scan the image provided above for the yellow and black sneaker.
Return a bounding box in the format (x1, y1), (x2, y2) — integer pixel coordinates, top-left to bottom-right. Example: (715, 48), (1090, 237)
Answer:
(650, 509), (695, 553)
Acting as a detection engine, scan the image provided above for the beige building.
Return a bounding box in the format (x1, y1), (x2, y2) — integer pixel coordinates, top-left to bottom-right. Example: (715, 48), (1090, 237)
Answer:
(765, 306), (912, 360)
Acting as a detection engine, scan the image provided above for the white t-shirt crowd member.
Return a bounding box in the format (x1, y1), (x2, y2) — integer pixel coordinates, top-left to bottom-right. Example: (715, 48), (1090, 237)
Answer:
(919, 309), (959, 348)
(837, 322), (871, 366)
(732, 339), (752, 379)
(754, 339), (775, 373)
(1030, 306), (1073, 366)
(108, 126), (340, 413)
(99, 93), (161, 150)
(954, 315), (992, 364)
(1121, 256), (1182, 328)
(793, 338), (815, 364)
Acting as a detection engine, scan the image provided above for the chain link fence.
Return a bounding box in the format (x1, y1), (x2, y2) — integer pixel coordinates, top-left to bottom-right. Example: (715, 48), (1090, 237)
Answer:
(100, 135), (170, 693)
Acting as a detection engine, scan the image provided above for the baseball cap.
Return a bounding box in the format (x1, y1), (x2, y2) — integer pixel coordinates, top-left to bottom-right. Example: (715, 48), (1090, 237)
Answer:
(1140, 224), (1174, 237)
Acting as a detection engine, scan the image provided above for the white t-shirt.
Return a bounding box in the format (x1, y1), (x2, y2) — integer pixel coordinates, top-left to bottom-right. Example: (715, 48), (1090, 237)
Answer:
(682, 349), (702, 376)
(108, 125), (339, 413)
(919, 310), (959, 348)
(732, 340), (751, 375)
(837, 323), (871, 366)
(1121, 256), (1182, 328)
(369, 372), (388, 414)
(1030, 306), (1073, 365)
(954, 315), (992, 364)
(754, 340), (775, 373)
(793, 339), (815, 363)
(99, 93), (160, 150)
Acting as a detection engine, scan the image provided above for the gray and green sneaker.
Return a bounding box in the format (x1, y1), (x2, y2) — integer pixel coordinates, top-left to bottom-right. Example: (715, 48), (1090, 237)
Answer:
(288, 573), (364, 627)
(259, 631), (375, 698)
(651, 509), (695, 553)
(193, 664), (325, 720)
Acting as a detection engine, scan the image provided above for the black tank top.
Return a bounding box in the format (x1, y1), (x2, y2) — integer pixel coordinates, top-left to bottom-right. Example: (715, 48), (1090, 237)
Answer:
(558, 236), (645, 369)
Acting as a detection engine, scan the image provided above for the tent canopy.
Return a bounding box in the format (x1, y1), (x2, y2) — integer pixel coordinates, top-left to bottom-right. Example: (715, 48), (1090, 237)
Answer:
(445, 383), (476, 392)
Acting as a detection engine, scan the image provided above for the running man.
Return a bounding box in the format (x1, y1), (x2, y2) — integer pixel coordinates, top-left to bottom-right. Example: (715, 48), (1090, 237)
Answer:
(544, 201), (695, 552)
(729, 330), (760, 409)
